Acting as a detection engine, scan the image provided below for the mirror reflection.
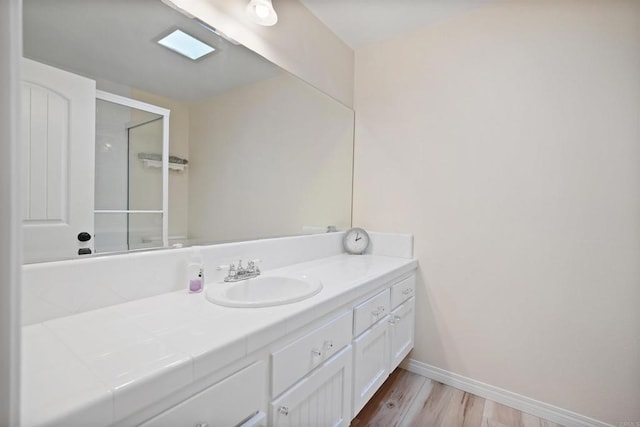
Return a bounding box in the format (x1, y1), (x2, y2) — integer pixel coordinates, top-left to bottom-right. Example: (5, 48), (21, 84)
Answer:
(94, 96), (166, 253)
(22, 0), (354, 263)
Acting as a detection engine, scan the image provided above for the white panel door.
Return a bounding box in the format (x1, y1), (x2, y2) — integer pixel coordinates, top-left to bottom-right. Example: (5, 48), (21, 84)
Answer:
(21, 58), (96, 263)
(352, 317), (390, 417)
(272, 346), (352, 427)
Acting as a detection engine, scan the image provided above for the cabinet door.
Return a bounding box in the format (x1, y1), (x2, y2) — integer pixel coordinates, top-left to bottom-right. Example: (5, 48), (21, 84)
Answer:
(389, 297), (415, 369)
(272, 346), (352, 427)
(140, 361), (266, 427)
(352, 317), (390, 416)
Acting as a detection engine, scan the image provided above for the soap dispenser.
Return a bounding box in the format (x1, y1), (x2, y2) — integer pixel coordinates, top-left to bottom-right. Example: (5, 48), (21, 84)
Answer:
(187, 246), (204, 293)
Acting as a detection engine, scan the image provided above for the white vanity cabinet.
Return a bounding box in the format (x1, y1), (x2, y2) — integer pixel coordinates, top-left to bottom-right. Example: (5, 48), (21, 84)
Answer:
(133, 274), (415, 427)
(140, 361), (267, 427)
(139, 273), (416, 427)
(22, 233), (419, 427)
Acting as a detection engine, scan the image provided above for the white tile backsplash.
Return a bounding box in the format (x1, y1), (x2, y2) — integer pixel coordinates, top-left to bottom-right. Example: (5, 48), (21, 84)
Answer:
(366, 231), (414, 258)
(22, 231), (413, 325)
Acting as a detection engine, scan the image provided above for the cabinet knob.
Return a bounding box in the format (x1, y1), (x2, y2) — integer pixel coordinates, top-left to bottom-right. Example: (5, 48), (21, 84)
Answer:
(278, 406), (289, 416)
(312, 348), (323, 357)
(389, 315), (401, 325)
(372, 306), (386, 317)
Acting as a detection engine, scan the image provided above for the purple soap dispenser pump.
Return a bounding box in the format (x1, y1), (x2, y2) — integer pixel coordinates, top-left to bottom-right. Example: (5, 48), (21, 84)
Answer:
(187, 247), (204, 293)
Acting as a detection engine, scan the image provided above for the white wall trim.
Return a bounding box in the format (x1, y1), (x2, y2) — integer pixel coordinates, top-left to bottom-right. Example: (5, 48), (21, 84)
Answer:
(401, 359), (613, 427)
(0, 0), (22, 425)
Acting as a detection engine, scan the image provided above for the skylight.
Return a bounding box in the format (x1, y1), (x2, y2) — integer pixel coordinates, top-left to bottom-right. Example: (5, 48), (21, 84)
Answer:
(157, 29), (215, 61)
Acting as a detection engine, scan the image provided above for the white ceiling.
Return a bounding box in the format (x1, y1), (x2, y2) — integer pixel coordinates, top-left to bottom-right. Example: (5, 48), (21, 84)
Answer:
(23, 0), (281, 101)
(299, 0), (501, 49)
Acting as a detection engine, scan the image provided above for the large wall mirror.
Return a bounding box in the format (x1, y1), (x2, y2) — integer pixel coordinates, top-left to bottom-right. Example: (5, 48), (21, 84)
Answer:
(22, 0), (354, 263)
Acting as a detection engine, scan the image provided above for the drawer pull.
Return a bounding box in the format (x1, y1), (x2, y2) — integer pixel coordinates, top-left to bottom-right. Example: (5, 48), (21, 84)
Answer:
(312, 339), (334, 358)
(195, 423), (209, 427)
(389, 315), (402, 325)
(278, 406), (289, 416)
(372, 305), (386, 317)
(402, 288), (413, 295)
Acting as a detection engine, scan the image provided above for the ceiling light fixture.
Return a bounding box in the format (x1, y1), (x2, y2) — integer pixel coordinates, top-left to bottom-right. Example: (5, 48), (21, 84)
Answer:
(157, 29), (215, 61)
(246, 0), (278, 26)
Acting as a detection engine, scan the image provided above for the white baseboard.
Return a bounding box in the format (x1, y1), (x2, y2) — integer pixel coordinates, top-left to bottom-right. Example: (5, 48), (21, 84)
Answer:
(400, 359), (613, 427)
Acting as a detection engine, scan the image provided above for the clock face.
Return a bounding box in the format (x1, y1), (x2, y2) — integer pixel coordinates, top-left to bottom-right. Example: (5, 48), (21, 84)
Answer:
(343, 227), (370, 255)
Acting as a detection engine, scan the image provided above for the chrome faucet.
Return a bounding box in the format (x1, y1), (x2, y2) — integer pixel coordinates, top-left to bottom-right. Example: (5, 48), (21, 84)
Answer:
(217, 259), (261, 282)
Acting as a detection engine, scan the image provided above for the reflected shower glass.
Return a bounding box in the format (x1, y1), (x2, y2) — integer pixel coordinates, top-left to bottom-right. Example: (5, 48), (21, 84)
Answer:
(94, 212), (164, 253)
(95, 99), (164, 253)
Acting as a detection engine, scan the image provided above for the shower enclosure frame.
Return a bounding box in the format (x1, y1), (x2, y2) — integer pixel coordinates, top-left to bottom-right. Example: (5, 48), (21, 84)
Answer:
(94, 90), (170, 250)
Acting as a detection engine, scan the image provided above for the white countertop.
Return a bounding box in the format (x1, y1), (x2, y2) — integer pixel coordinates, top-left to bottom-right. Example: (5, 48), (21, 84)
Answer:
(21, 254), (417, 426)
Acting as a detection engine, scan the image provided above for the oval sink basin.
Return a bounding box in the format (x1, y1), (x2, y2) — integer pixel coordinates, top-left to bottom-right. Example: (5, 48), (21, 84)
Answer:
(206, 275), (323, 308)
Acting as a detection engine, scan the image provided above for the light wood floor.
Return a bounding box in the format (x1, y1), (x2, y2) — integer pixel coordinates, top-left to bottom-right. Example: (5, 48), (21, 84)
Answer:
(352, 369), (562, 427)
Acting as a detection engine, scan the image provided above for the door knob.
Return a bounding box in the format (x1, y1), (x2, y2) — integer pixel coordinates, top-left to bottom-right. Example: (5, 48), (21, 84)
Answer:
(77, 232), (92, 242)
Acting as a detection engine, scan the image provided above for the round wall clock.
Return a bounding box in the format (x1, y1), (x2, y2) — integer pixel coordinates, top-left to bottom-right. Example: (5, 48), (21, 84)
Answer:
(343, 227), (370, 255)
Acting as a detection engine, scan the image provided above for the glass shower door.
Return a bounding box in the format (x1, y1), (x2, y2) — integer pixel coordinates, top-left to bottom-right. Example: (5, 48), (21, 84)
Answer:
(94, 92), (169, 254)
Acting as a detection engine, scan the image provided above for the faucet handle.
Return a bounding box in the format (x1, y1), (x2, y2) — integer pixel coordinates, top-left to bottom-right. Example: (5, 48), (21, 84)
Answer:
(247, 259), (261, 272)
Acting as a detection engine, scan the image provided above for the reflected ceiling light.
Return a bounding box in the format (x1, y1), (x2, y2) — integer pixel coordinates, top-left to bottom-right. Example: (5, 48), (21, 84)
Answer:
(246, 0), (278, 26)
(157, 29), (215, 61)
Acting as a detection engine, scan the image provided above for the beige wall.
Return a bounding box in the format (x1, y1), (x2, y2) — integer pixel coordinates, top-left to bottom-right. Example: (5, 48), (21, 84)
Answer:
(166, 0), (354, 108)
(353, 0), (640, 424)
(132, 89), (190, 240)
(188, 72), (353, 243)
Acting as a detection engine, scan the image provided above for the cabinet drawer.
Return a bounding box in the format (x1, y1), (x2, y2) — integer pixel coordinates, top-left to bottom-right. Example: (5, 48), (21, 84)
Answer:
(272, 310), (352, 397)
(140, 361), (265, 427)
(390, 274), (415, 309)
(353, 288), (390, 337)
